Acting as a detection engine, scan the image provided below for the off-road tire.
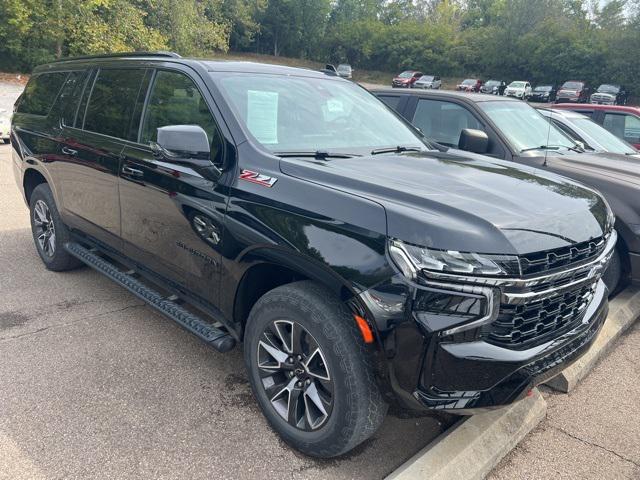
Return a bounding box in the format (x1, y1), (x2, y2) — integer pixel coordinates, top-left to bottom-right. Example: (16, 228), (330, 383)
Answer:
(29, 183), (83, 271)
(244, 280), (387, 458)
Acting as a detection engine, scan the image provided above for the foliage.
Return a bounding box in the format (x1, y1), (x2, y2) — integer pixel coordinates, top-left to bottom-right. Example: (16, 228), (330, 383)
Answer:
(2, 0), (640, 94)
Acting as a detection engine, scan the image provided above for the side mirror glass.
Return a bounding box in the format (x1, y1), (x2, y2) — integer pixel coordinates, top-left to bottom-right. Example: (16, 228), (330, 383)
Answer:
(459, 128), (489, 154)
(151, 125), (212, 167)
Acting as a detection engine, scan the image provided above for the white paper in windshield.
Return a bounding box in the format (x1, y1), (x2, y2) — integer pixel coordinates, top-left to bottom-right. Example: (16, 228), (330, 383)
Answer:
(247, 90), (278, 144)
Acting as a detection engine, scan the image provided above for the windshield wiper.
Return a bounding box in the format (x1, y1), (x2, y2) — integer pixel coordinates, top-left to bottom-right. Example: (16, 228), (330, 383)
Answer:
(371, 146), (423, 155)
(274, 150), (359, 159)
(520, 144), (583, 154)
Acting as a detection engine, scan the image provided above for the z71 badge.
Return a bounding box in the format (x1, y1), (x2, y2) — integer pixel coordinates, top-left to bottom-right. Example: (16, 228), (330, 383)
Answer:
(239, 169), (278, 188)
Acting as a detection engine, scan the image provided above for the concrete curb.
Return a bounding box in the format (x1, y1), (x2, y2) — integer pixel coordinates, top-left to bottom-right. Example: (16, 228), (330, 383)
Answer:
(546, 286), (640, 393)
(386, 389), (546, 480)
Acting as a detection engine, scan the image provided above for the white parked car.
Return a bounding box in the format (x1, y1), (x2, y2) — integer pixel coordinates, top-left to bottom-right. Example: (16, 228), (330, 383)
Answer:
(413, 75), (441, 89)
(336, 64), (353, 79)
(0, 110), (10, 143)
(504, 81), (532, 100)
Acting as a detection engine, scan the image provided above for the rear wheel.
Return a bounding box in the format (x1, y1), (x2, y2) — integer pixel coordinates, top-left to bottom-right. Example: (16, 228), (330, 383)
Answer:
(29, 183), (83, 271)
(244, 281), (386, 458)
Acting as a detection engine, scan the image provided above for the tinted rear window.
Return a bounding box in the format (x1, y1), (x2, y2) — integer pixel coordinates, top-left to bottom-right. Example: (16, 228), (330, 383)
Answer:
(83, 69), (146, 140)
(17, 72), (68, 116)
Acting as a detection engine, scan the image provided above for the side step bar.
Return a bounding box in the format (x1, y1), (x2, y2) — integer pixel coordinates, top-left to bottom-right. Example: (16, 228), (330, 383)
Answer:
(64, 242), (235, 353)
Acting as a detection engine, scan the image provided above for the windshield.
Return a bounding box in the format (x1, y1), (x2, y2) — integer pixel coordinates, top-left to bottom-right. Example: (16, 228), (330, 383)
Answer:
(337, 65), (351, 72)
(509, 82), (526, 88)
(419, 75), (434, 81)
(485, 80), (499, 87)
(597, 84), (619, 94)
(462, 79), (476, 85)
(480, 101), (575, 152)
(562, 82), (583, 90)
(534, 86), (552, 92)
(398, 71), (413, 78)
(214, 73), (425, 154)
(572, 117), (636, 154)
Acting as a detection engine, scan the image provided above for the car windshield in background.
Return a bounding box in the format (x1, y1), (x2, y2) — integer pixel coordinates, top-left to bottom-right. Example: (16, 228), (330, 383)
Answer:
(398, 71), (413, 78)
(462, 79), (476, 85)
(535, 86), (552, 92)
(597, 84), (619, 93)
(214, 73), (426, 154)
(480, 101), (575, 152)
(337, 64), (351, 72)
(485, 80), (500, 87)
(562, 82), (583, 89)
(509, 82), (526, 88)
(419, 75), (434, 81)
(572, 117), (636, 154)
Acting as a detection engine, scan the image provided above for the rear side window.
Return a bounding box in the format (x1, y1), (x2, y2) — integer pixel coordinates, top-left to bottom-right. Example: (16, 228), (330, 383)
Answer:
(412, 99), (483, 147)
(83, 69), (147, 140)
(603, 113), (640, 145)
(58, 71), (86, 125)
(17, 72), (68, 116)
(141, 70), (223, 163)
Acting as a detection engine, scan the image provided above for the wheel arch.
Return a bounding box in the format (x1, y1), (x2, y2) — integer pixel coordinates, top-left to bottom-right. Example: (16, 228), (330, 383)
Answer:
(232, 247), (366, 340)
(23, 168), (49, 205)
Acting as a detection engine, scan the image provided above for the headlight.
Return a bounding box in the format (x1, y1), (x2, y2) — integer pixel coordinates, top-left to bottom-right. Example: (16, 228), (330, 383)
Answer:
(388, 239), (519, 279)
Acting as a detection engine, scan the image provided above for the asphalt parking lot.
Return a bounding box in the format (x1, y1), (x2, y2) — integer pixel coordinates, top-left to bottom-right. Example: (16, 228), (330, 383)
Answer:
(0, 142), (448, 479)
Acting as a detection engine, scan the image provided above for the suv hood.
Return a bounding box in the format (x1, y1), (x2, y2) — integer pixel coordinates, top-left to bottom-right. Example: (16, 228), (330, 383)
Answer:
(280, 151), (607, 255)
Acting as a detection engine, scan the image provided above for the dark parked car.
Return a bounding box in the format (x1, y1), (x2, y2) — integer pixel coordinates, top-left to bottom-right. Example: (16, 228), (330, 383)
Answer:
(556, 80), (590, 103)
(590, 84), (628, 105)
(529, 85), (557, 103)
(374, 88), (634, 294)
(538, 108), (639, 156)
(392, 70), (423, 88)
(456, 78), (483, 92)
(553, 104), (640, 149)
(480, 79), (506, 95)
(12, 53), (614, 458)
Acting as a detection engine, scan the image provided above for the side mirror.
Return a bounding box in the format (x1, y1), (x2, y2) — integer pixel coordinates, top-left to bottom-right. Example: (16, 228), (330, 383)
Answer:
(152, 125), (211, 167)
(459, 128), (489, 154)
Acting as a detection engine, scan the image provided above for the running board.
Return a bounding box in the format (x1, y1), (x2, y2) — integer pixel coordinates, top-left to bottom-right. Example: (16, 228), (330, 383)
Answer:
(64, 242), (235, 353)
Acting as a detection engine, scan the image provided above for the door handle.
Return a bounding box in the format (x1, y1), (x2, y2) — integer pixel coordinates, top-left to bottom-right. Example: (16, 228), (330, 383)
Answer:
(61, 146), (78, 156)
(122, 165), (144, 177)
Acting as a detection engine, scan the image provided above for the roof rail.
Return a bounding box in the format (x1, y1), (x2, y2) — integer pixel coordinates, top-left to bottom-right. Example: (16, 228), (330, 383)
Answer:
(50, 51), (182, 63)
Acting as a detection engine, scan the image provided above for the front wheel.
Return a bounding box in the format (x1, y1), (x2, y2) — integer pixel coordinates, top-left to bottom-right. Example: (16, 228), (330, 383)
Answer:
(244, 281), (387, 458)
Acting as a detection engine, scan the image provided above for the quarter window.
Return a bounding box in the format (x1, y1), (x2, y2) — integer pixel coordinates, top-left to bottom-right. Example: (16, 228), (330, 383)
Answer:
(141, 70), (223, 163)
(83, 69), (147, 140)
(412, 99), (483, 147)
(17, 72), (68, 116)
(378, 95), (402, 112)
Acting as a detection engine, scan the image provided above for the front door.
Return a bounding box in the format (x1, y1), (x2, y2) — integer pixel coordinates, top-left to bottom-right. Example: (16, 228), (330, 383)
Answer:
(119, 68), (229, 306)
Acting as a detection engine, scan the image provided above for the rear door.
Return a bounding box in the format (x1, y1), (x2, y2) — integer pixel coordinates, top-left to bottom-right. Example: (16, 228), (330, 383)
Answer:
(59, 67), (148, 249)
(119, 66), (229, 306)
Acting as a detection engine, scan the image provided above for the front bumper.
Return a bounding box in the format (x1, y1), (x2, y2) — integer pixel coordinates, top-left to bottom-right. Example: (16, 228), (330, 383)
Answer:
(414, 279), (607, 411)
(361, 232), (615, 413)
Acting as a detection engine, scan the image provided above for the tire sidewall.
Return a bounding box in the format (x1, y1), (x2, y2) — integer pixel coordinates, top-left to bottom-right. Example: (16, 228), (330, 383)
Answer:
(244, 285), (373, 456)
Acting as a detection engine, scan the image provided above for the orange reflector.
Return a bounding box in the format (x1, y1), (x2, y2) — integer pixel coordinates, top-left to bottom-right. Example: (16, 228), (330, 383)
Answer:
(526, 389), (533, 397)
(354, 315), (374, 344)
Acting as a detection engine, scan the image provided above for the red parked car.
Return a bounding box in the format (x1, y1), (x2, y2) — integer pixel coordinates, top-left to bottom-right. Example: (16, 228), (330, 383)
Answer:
(391, 70), (423, 88)
(555, 81), (590, 103)
(553, 103), (640, 149)
(456, 78), (483, 92)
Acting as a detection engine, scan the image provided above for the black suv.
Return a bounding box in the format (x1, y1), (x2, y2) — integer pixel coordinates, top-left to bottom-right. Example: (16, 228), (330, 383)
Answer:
(12, 53), (614, 458)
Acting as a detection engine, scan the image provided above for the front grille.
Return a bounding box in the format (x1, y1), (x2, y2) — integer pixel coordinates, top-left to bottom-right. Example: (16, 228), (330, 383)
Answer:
(486, 281), (596, 349)
(519, 236), (606, 276)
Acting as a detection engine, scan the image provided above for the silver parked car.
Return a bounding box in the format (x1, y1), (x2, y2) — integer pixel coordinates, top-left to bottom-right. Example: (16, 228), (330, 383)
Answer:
(336, 64), (353, 79)
(0, 109), (10, 144)
(413, 75), (441, 89)
(539, 108), (639, 157)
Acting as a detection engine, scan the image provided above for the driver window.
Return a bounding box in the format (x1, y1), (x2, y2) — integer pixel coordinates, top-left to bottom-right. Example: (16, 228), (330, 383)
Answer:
(141, 70), (223, 164)
(412, 99), (483, 147)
